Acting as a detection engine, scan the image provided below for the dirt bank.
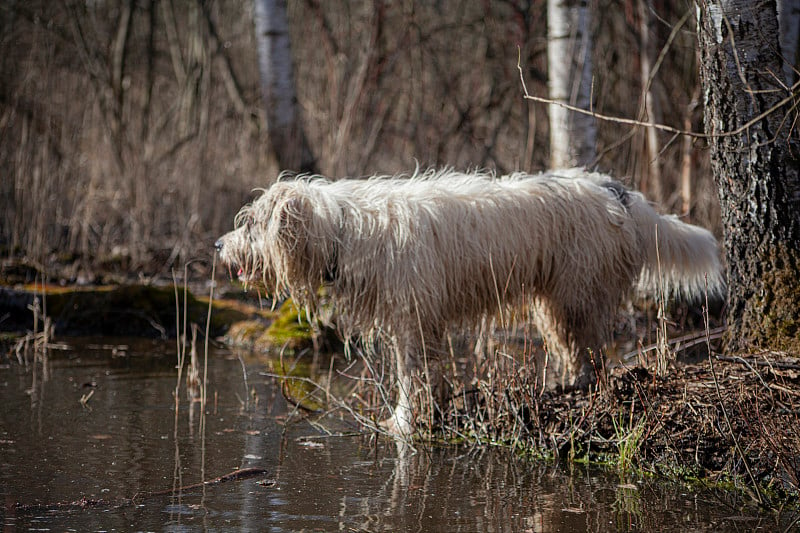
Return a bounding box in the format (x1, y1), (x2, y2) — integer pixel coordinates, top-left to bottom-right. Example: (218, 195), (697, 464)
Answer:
(436, 350), (800, 505)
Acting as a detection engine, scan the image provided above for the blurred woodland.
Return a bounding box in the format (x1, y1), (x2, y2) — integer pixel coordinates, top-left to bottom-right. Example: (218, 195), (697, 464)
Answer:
(1, 1), (719, 281)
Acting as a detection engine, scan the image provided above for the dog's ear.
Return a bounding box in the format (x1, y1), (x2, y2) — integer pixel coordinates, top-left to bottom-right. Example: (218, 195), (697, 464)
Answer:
(270, 193), (325, 290)
(274, 195), (311, 255)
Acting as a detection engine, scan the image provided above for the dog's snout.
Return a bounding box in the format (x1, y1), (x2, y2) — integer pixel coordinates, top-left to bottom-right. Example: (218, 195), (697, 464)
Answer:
(214, 238), (224, 252)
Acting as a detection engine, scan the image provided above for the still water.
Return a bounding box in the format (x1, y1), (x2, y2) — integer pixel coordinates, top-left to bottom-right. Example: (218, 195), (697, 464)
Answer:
(0, 338), (786, 531)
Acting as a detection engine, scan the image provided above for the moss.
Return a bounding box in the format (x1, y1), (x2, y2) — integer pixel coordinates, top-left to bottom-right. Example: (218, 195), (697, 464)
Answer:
(264, 299), (315, 351)
(220, 299), (316, 353)
(736, 243), (800, 352)
(1, 284), (253, 338)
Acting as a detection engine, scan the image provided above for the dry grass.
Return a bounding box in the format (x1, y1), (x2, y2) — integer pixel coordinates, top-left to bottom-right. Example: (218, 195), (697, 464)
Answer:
(257, 306), (799, 504)
(1, 1), (719, 281)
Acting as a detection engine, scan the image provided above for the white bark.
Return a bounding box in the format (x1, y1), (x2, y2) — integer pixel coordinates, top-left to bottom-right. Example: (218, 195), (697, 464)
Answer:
(547, 0), (596, 168)
(638, 0), (662, 201)
(777, 0), (800, 85)
(253, 0), (315, 172)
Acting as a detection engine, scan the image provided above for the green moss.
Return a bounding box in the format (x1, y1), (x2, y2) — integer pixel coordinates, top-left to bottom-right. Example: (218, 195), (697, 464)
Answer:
(738, 243), (800, 352)
(264, 299), (315, 350)
(1, 284), (255, 338)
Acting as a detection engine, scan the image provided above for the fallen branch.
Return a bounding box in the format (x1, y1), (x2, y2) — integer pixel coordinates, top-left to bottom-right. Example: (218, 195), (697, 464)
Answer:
(716, 355), (800, 371)
(14, 467), (270, 515)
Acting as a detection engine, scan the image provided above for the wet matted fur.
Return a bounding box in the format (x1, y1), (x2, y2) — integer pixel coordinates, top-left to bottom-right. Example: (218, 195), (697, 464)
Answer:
(215, 168), (724, 435)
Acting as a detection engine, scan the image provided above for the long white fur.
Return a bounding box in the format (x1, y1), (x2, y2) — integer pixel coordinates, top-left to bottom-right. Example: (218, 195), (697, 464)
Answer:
(216, 168), (724, 435)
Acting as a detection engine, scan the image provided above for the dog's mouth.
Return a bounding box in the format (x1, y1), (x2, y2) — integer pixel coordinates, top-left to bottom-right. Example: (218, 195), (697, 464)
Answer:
(221, 260), (247, 282)
(234, 266), (251, 283)
(225, 262), (262, 286)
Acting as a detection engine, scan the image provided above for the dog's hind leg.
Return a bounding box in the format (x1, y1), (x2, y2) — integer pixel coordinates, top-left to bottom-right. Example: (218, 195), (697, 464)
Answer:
(534, 304), (600, 390)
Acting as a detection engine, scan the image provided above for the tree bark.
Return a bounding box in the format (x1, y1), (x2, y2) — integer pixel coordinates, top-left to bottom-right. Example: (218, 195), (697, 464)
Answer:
(778, 0), (800, 85)
(253, 0), (316, 173)
(696, 0), (800, 352)
(546, 0), (596, 168)
(638, 0), (663, 202)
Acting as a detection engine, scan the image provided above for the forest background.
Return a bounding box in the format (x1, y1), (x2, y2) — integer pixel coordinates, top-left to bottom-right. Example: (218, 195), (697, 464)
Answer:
(0, 0), (723, 281)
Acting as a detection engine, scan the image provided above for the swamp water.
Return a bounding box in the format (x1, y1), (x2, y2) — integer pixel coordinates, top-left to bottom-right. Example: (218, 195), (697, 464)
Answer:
(0, 338), (788, 531)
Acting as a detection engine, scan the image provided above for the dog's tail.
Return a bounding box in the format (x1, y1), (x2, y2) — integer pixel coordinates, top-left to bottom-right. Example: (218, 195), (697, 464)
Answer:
(628, 193), (724, 300)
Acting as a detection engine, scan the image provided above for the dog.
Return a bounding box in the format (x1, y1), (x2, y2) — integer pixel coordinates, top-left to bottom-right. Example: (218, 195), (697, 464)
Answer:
(215, 168), (723, 435)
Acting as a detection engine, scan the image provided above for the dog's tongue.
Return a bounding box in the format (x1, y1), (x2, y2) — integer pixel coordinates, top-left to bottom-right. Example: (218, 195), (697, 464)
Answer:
(237, 268), (244, 277)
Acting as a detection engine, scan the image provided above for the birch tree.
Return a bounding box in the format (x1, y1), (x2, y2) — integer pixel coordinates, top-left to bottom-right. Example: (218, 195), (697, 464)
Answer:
(696, 0), (800, 352)
(253, 0), (316, 173)
(638, 0), (663, 202)
(546, 0), (596, 168)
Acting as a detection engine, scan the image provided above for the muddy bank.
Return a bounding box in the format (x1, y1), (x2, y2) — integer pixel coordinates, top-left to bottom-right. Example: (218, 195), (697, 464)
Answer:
(0, 280), (337, 361)
(0, 283), (268, 339)
(436, 351), (800, 504)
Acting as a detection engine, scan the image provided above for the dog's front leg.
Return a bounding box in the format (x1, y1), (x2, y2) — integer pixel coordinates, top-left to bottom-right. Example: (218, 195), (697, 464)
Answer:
(380, 339), (420, 437)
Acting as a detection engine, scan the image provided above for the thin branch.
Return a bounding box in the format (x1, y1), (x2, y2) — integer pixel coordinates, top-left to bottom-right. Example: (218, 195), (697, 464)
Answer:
(517, 47), (800, 141)
(704, 289), (763, 505)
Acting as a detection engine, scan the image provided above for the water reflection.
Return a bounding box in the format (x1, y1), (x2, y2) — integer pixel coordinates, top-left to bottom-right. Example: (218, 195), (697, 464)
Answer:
(0, 338), (790, 531)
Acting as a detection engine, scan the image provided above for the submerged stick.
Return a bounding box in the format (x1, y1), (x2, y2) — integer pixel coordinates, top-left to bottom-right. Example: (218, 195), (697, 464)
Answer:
(13, 467), (270, 515)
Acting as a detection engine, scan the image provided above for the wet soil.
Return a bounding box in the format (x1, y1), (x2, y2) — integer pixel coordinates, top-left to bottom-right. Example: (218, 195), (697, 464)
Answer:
(446, 354), (800, 502)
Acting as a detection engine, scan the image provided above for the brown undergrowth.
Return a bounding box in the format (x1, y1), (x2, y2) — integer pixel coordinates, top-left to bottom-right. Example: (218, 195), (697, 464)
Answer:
(422, 347), (800, 505)
(264, 313), (800, 506)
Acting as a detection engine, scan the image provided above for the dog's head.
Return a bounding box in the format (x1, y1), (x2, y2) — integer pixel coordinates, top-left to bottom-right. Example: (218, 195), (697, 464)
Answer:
(215, 180), (339, 297)
(215, 200), (267, 289)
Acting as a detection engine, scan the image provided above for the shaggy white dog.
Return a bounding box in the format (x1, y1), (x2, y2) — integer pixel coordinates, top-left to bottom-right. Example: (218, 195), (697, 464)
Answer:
(216, 169), (723, 435)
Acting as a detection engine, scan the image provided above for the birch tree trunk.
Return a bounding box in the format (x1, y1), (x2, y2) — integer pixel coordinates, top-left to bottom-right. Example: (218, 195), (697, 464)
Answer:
(638, 0), (663, 202)
(253, 0), (316, 173)
(696, 0), (800, 352)
(546, 0), (596, 168)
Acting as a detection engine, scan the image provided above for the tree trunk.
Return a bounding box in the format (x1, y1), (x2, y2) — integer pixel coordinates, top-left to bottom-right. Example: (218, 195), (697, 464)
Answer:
(546, 0), (596, 168)
(778, 0), (800, 85)
(638, 0), (663, 202)
(253, 0), (316, 173)
(696, 0), (800, 352)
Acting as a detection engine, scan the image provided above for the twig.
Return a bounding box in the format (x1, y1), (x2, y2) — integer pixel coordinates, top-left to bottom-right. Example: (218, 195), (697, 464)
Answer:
(295, 432), (363, 441)
(622, 326), (727, 362)
(715, 356), (800, 371)
(517, 47), (800, 140)
(703, 284), (763, 505)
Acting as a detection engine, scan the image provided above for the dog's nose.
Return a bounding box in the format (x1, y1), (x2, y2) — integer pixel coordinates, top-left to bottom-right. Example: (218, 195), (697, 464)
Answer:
(214, 239), (224, 252)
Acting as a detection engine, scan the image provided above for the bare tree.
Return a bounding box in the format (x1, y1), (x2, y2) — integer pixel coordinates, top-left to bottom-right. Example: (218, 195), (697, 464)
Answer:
(696, 0), (800, 352)
(637, 0), (663, 202)
(253, 0), (316, 173)
(2, 1), (720, 277)
(547, 0), (596, 168)
(778, 0), (800, 85)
